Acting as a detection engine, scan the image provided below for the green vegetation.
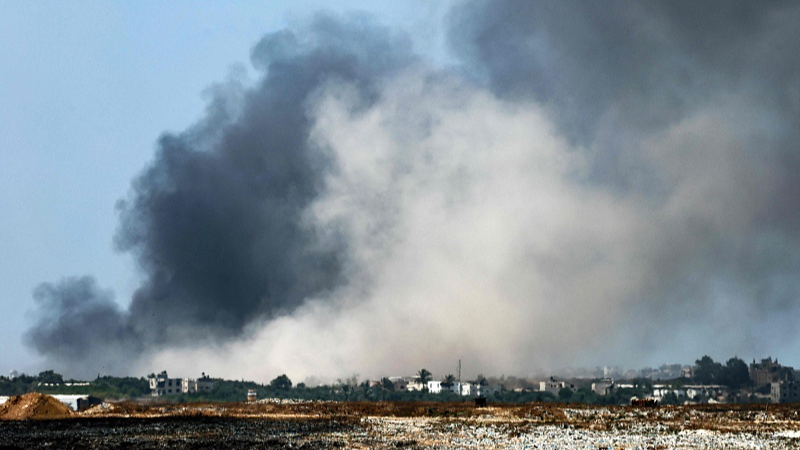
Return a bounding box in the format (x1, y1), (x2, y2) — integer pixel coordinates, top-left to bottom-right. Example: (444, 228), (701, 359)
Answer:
(0, 353), (771, 405)
(0, 371), (149, 398)
(692, 355), (752, 388)
(269, 374), (292, 390)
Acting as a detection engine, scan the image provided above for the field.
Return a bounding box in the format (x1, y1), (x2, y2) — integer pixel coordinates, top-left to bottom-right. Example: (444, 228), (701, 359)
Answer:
(3, 397), (800, 449)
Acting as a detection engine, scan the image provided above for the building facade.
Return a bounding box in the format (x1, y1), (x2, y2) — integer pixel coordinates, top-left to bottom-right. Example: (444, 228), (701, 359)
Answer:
(591, 379), (614, 396)
(539, 379), (566, 396)
(427, 381), (442, 394)
(148, 371), (215, 396)
(772, 381), (800, 404)
(750, 358), (793, 386)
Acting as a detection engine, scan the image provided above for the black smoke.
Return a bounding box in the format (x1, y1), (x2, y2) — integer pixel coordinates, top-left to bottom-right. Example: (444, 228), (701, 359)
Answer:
(26, 14), (416, 374)
(25, 276), (141, 366)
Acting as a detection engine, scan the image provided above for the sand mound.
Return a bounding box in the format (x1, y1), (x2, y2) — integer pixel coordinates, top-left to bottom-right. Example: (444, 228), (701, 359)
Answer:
(0, 392), (74, 420)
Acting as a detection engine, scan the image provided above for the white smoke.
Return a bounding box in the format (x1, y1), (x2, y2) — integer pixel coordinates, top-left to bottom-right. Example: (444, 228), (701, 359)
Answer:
(143, 67), (652, 380)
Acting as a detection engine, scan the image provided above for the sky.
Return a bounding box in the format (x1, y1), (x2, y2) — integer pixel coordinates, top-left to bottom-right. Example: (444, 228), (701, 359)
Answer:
(2, 1), (800, 383)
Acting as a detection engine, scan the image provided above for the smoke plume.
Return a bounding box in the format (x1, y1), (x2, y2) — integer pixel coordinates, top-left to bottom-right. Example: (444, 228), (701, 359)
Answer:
(26, 3), (800, 380)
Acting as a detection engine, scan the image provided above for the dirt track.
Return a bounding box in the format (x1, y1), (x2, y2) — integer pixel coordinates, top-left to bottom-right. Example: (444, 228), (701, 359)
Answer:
(3, 399), (800, 449)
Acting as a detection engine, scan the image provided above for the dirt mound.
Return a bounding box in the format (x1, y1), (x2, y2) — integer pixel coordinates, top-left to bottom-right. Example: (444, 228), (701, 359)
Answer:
(0, 393), (74, 420)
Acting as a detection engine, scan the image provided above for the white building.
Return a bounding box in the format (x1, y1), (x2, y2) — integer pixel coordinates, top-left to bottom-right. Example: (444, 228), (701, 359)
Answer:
(591, 379), (614, 396)
(539, 379), (566, 396)
(149, 371), (182, 396)
(183, 376), (215, 394)
(451, 382), (471, 396)
(475, 384), (499, 397)
(684, 385), (725, 401)
(389, 377), (408, 391)
(148, 371), (215, 396)
(652, 384), (726, 402)
(406, 379), (424, 392)
(427, 380), (442, 394)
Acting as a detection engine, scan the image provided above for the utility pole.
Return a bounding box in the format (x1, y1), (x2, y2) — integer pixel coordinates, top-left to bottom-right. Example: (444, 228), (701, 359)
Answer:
(458, 359), (462, 383)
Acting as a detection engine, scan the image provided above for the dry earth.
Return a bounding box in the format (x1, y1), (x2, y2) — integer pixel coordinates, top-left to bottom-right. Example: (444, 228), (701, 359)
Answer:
(2, 395), (800, 449)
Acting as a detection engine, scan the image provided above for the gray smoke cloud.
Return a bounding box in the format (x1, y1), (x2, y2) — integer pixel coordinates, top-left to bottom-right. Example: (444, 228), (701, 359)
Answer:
(25, 276), (141, 370)
(448, 0), (800, 363)
(26, 14), (417, 376)
(26, 2), (800, 380)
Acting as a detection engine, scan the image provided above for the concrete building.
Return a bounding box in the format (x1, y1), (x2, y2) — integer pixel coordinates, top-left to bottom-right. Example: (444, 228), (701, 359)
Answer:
(148, 371), (215, 396)
(451, 382), (471, 396)
(427, 380), (442, 394)
(772, 381), (800, 404)
(651, 386), (687, 402)
(750, 357), (793, 386)
(652, 384), (727, 402)
(183, 375), (215, 394)
(406, 379), (424, 392)
(683, 385), (726, 401)
(539, 378), (566, 396)
(389, 377), (408, 391)
(475, 384), (499, 397)
(591, 379), (614, 396)
(149, 371), (182, 396)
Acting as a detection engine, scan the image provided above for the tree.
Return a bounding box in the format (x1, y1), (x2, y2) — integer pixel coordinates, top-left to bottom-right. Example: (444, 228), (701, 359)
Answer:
(441, 374), (456, 388)
(381, 377), (395, 390)
(722, 357), (751, 389)
(37, 370), (63, 385)
(270, 374), (292, 390)
(417, 369), (432, 384)
(694, 356), (723, 384)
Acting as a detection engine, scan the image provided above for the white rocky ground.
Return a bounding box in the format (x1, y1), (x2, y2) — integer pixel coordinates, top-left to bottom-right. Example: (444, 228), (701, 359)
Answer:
(362, 417), (800, 449)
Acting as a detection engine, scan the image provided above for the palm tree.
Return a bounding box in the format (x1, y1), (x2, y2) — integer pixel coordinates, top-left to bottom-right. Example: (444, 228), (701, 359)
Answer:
(417, 368), (432, 384)
(441, 374), (456, 388)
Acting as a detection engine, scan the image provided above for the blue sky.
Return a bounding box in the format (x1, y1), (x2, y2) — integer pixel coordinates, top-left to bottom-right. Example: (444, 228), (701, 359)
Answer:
(0, 1), (452, 376)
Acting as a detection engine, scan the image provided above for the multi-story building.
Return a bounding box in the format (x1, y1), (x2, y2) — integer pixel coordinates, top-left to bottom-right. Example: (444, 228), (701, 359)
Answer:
(148, 371), (182, 396)
(591, 379), (614, 396)
(148, 371), (215, 396)
(389, 377), (408, 391)
(452, 382), (471, 396)
(184, 375), (215, 394)
(405, 379), (424, 392)
(772, 381), (800, 404)
(750, 358), (793, 386)
(539, 378), (567, 396)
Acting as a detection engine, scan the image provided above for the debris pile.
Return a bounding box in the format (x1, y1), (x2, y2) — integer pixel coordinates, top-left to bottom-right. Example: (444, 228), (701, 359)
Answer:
(0, 393), (74, 420)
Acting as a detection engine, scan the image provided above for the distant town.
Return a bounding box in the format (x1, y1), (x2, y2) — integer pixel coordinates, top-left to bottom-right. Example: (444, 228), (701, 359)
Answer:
(3, 355), (800, 410)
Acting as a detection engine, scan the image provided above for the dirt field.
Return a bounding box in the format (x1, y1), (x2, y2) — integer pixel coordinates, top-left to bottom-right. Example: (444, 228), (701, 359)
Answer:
(2, 397), (800, 449)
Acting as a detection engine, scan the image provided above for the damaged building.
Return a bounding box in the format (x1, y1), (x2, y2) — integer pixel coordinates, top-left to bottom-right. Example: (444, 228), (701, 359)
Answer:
(148, 371), (215, 396)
